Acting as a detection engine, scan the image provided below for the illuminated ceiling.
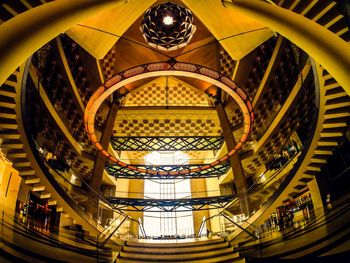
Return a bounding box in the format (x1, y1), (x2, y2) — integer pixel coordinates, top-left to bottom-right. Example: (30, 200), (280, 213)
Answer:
(66, 0), (273, 60)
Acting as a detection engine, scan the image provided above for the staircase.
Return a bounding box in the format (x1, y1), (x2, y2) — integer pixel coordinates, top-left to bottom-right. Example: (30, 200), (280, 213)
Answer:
(116, 238), (245, 263)
(0, 65), (102, 237)
(276, 0), (350, 42)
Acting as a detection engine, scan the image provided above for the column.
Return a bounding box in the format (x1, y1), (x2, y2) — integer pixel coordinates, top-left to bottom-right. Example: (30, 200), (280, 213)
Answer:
(190, 178), (210, 235)
(216, 103), (250, 216)
(87, 102), (118, 216)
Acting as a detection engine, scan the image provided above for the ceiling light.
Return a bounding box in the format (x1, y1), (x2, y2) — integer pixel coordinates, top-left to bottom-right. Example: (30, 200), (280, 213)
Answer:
(163, 15), (174, 25)
(140, 2), (196, 51)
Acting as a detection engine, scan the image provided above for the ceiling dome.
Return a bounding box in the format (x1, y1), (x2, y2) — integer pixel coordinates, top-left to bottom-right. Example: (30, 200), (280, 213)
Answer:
(140, 2), (196, 51)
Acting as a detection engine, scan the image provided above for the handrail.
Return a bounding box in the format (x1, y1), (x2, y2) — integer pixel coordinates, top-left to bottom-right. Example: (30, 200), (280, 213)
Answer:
(220, 212), (258, 240)
(129, 217), (147, 238)
(196, 213), (221, 237)
(224, 149), (302, 212)
(99, 216), (129, 248)
(96, 213), (124, 243)
(96, 214), (129, 263)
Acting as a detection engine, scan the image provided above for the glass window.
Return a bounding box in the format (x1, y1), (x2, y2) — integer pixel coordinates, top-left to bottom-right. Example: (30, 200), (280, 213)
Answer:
(143, 151), (194, 237)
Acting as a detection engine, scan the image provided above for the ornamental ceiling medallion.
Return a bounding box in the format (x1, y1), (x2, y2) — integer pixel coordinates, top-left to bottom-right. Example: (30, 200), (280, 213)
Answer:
(140, 2), (196, 51)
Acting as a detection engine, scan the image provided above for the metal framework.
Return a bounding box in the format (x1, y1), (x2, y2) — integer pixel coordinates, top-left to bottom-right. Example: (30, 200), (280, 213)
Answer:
(111, 136), (224, 151)
(105, 160), (230, 179)
(107, 195), (235, 212)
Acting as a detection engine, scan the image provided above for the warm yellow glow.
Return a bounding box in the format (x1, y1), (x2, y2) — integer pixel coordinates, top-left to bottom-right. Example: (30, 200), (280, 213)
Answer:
(163, 15), (174, 25)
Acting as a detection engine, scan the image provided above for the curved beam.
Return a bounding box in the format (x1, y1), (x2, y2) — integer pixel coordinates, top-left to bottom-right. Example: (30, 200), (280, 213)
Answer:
(84, 62), (254, 176)
(0, 0), (126, 86)
(223, 0), (350, 96)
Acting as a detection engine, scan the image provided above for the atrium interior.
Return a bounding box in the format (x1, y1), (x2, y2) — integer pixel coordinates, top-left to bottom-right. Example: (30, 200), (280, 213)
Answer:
(0, 0), (349, 262)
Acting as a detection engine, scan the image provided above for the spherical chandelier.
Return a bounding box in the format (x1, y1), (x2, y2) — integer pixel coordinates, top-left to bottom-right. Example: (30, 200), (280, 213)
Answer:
(140, 2), (196, 51)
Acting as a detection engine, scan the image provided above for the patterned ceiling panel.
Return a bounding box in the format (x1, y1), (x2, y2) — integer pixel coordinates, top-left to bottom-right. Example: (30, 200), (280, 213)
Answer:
(113, 109), (222, 137)
(100, 46), (117, 81)
(123, 76), (213, 107)
(220, 48), (237, 78)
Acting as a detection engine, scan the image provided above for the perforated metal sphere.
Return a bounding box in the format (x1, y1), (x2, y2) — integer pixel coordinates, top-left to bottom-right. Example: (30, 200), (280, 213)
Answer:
(140, 2), (196, 51)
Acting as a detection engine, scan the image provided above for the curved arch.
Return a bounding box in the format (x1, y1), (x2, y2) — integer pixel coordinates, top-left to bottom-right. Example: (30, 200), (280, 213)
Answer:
(0, 0), (126, 86)
(84, 62), (254, 176)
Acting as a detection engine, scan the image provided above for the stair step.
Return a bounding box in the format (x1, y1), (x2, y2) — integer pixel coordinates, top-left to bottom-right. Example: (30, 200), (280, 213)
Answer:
(306, 1), (336, 21)
(0, 83), (16, 97)
(12, 159), (31, 167)
(298, 0), (318, 16)
(124, 241), (230, 254)
(48, 200), (58, 206)
(299, 177), (314, 183)
(304, 170), (320, 176)
(40, 192), (51, 199)
(0, 95), (16, 108)
(0, 117), (17, 129)
(120, 247), (236, 261)
(324, 81), (339, 90)
(310, 158), (327, 164)
(17, 167), (35, 176)
(6, 149), (27, 158)
(320, 131), (343, 138)
(0, 107), (16, 119)
(126, 239), (225, 248)
(324, 111), (350, 119)
(320, 11), (344, 29)
(32, 185), (46, 192)
(117, 251), (244, 263)
(3, 79), (17, 88)
(25, 177), (40, 185)
(325, 101), (350, 110)
(1, 139), (23, 149)
(306, 165), (321, 172)
(317, 140), (338, 147)
(322, 119), (348, 129)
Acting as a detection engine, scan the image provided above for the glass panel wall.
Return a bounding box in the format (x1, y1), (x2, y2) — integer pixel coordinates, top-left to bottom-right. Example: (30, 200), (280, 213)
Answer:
(143, 151), (194, 237)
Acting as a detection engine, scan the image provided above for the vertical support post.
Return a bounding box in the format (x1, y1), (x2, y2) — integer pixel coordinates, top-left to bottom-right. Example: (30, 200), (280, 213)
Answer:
(216, 103), (250, 216)
(87, 102), (119, 216)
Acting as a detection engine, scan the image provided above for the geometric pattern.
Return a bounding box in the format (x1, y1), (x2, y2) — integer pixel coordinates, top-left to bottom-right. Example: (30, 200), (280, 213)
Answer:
(105, 160), (230, 179)
(100, 46), (116, 81)
(220, 48), (237, 78)
(114, 109), (222, 137)
(140, 2), (196, 51)
(111, 136), (224, 151)
(123, 76), (212, 107)
(107, 195), (235, 212)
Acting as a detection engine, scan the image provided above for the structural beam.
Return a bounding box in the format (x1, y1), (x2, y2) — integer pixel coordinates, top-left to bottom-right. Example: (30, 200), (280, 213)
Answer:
(0, 0), (126, 86)
(111, 136), (224, 152)
(105, 161), (231, 179)
(90, 102), (119, 193)
(107, 195), (235, 212)
(216, 103), (250, 216)
(223, 0), (350, 96)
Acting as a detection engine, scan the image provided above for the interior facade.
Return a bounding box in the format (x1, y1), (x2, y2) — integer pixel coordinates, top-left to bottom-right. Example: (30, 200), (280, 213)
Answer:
(0, 0), (349, 262)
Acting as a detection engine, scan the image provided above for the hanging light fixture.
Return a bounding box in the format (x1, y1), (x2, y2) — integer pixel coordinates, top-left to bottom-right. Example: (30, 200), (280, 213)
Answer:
(140, 2), (196, 51)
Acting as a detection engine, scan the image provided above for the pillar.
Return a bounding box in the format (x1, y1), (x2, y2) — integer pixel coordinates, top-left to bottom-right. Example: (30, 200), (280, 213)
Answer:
(223, 0), (350, 96)
(216, 103), (250, 216)
(0, 0), (126, 86)
(86, 102), (118, 216)
(190, 178), (210, 235)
